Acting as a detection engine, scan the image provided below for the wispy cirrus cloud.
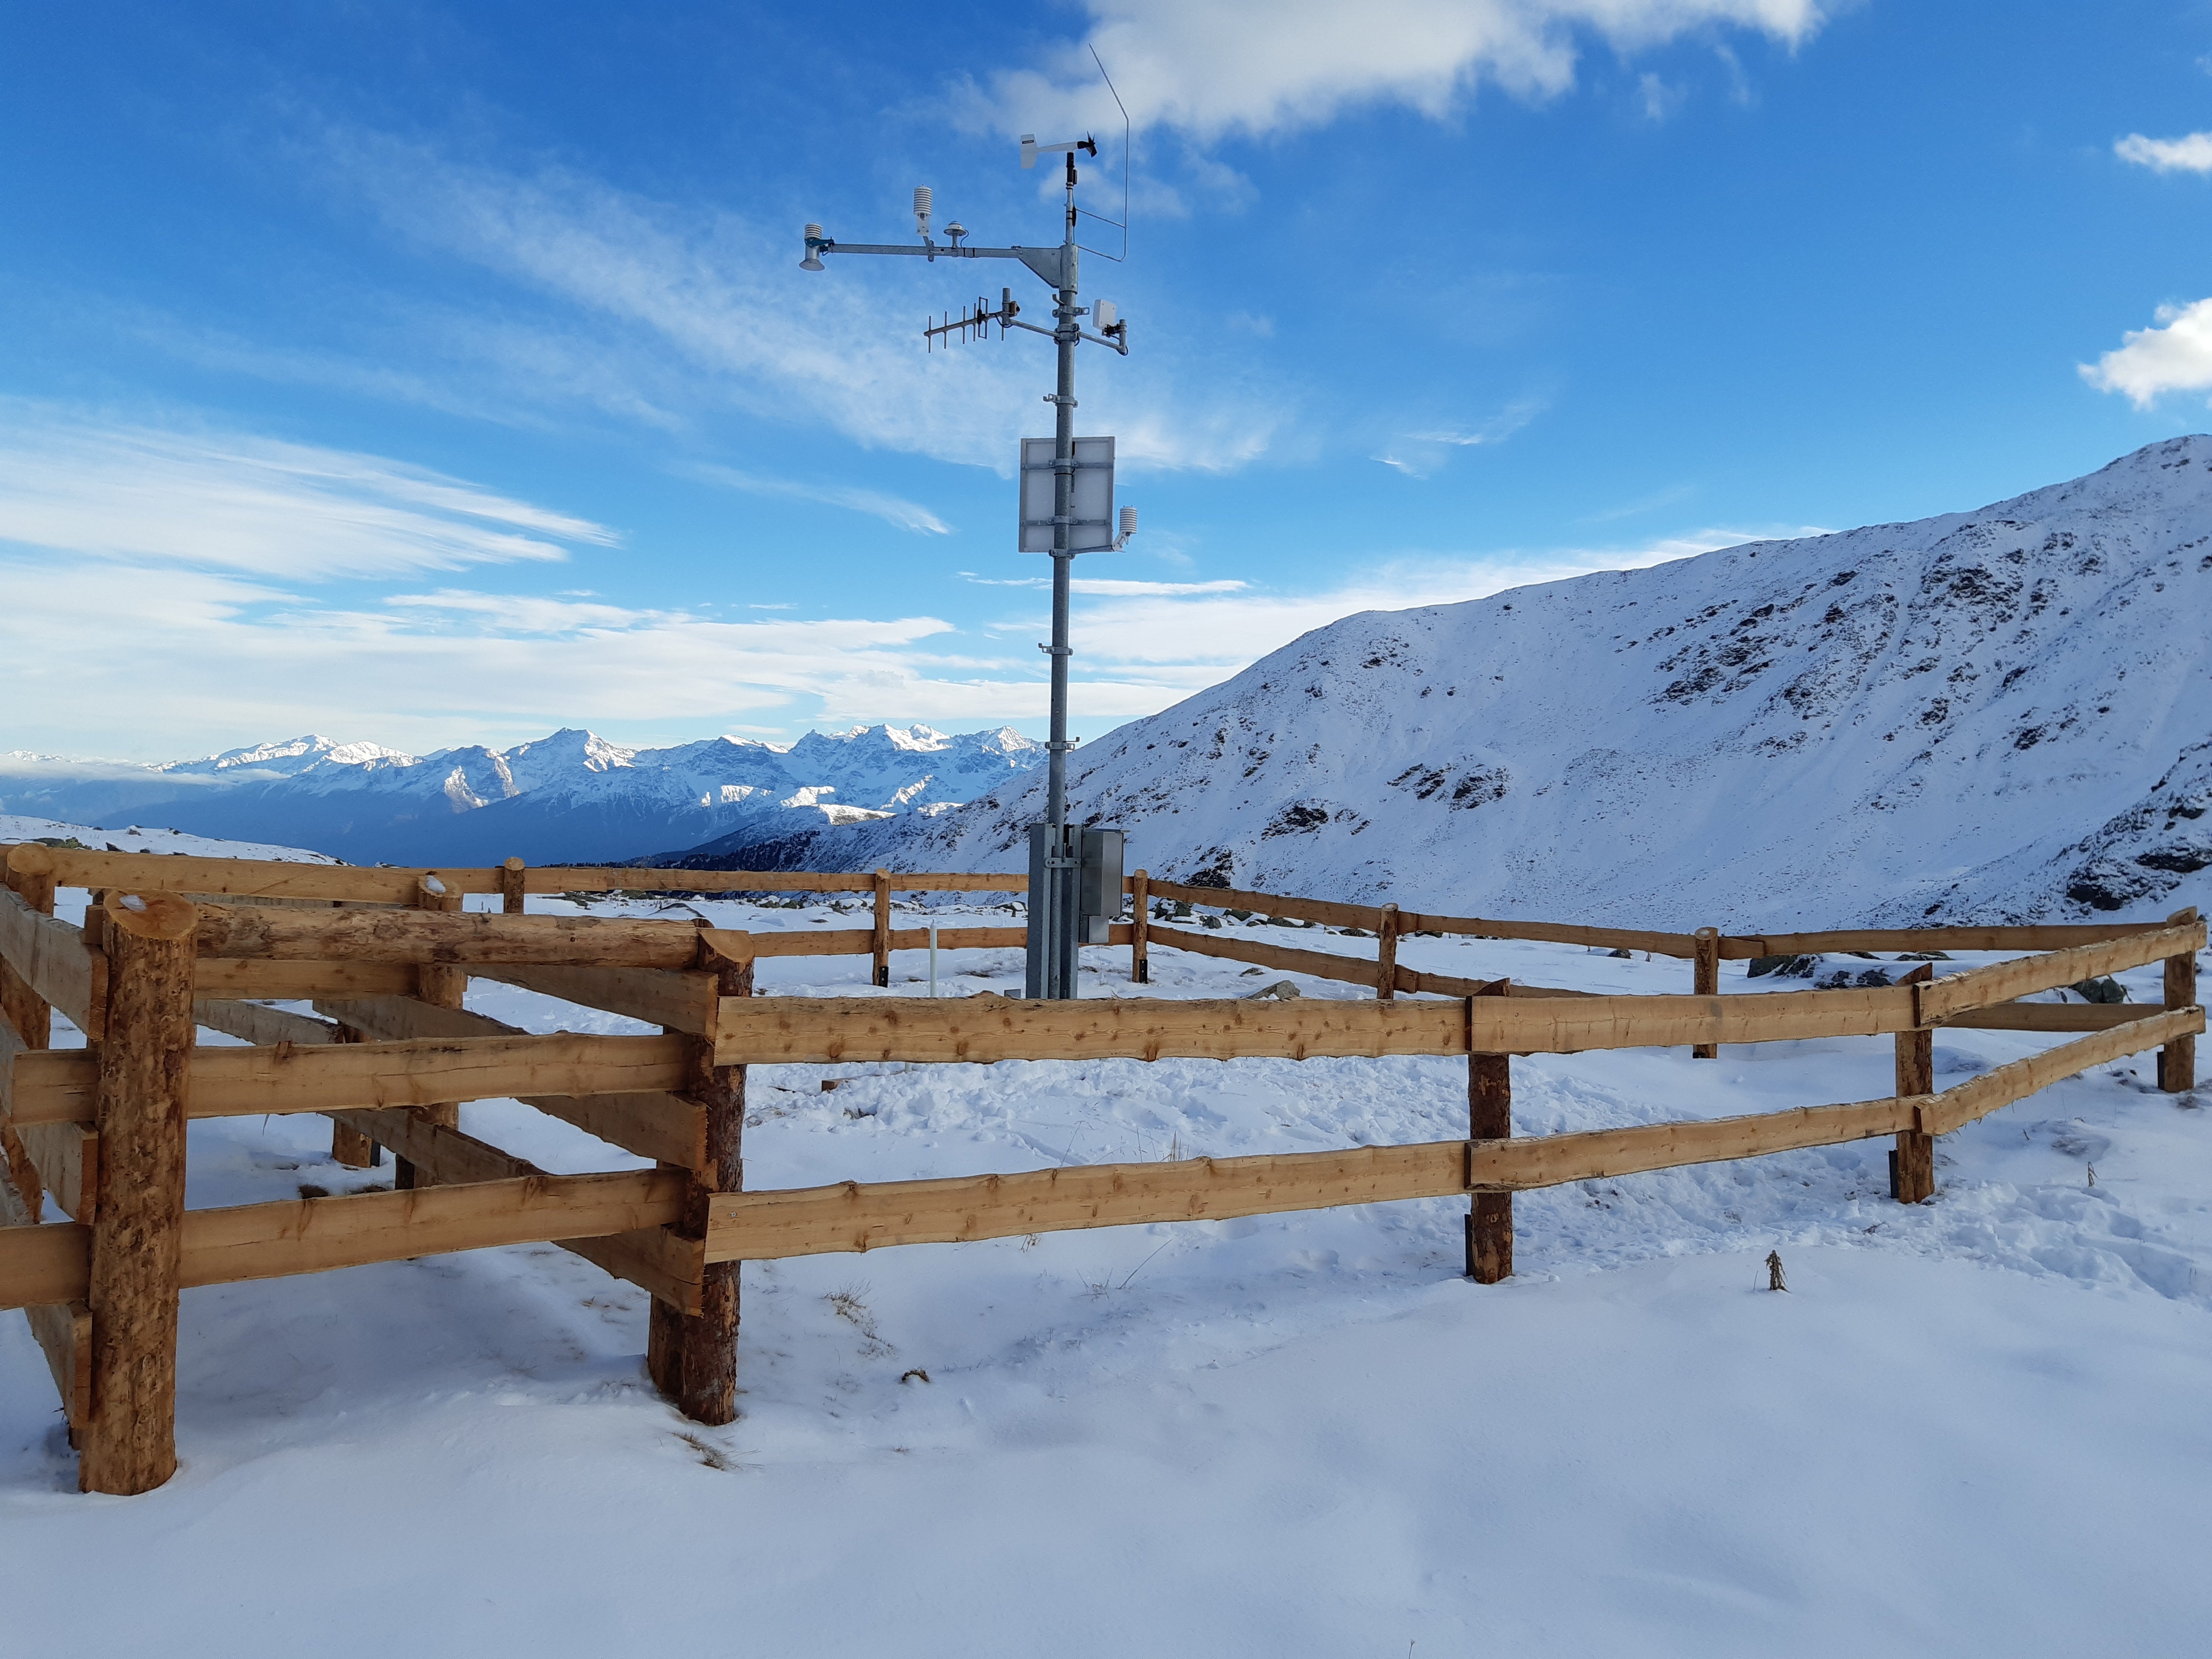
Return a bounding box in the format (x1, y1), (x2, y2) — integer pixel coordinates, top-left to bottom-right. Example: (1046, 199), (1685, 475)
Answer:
(677, 461), (952, 535)
(0, 400), (613, 578)
(310, 128), (1285, 477)
(1374, 397), (1547, 477)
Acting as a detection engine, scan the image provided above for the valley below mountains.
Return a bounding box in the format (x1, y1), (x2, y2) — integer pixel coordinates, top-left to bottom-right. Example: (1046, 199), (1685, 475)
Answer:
(0, 724), (1043, 868)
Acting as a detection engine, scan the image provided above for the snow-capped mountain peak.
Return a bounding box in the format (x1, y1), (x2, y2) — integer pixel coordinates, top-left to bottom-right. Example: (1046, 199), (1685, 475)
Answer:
(0, 722), (1045, 866)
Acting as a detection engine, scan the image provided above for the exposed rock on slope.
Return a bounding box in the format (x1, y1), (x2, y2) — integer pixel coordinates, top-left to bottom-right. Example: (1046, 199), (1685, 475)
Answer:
(781, 438), (2212, 928)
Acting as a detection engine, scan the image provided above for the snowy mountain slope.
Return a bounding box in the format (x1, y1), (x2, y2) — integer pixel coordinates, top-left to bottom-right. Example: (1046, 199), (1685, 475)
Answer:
(0, 724), (1042, 868)
(0, 814), (338, 865)
(792, 437), (2212, 927)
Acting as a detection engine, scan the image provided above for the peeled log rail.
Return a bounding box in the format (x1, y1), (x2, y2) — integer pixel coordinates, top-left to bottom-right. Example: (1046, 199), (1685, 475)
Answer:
(6, 1033), (687, 1126)
(1923, 1007), (2203, 1136)
(192, 905), (710, 969)
(701, 1008), (2203, 1264)
(175, 1168), (689, 1290)
(317, 994), (708, 1168)
(9, 843), (428, 905)
(1719, 923), (2177, 960)
(1147, 923), (1382, 987)
(324, 1106), (703, 1312)
(1391, 909), (1702, 959)
(1915, 920), (2206, 1023)
(192, 997), (704, 1308)
(6, 843), (1029, 903)
(705, 1141), (1469, 1262)
(0, 1169), (689, 1309)
(515, 867), (1028, 896)
(752, 925), (1031, 959)
(1931, 1002), (2147, 1033)
(2, 1007), (2199, 1305)
(0, 886), (100, 1036)
(469, 963), (721, 1034)
(193, 959), (417, 1001)
(709, 986), (1919, 1067)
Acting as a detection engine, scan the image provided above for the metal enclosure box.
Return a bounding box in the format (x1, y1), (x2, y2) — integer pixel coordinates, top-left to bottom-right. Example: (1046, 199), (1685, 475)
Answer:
(1024, 820), (1127, 996)
(1079, 827), (1123, 945)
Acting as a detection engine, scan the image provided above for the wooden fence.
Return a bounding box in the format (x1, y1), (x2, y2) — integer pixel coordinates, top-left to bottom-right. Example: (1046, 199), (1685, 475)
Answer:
(0, 842), (2199, 1495)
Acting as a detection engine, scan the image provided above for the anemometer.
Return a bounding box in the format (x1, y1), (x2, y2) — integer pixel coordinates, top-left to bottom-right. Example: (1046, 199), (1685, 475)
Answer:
(799, 58), (1137, 999)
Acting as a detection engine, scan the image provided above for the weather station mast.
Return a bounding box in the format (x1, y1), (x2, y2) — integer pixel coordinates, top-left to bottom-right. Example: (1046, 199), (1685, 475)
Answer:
(800, 76), (1137, 1000)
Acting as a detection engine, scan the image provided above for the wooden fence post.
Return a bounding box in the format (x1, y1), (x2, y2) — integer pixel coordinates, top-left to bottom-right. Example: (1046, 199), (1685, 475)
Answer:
(871, 869), (892, 988)
(1467, 979), (1512, 1284)
(1375, 904), (1400, 1001)
(500, 857), (527, 916)
(1892, 962), (1936, 1203)
(2, 860), (59, 1212)
(394, 875), (466, 1190)
(1130, 870), (1150, 985)
(648, 929), (749, 1424)
(2160, 906), (2199, 1094)
(79, 891), (198, 1496)
(1691, 926), (1720, 1059)
(1, 861), (56, 1049)
(328, 1024), (378, 1168)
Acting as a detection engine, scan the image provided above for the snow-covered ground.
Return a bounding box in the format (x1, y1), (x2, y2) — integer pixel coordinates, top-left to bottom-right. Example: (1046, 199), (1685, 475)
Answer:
(3, 878), (2208, 1655)
(0, 813), (340, 864)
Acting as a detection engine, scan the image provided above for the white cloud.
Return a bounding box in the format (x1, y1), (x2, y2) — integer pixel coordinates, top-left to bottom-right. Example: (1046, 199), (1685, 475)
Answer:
(2115, 132), (2212, 174)
(0, 402), (613, 578)
(2080, 297), (2212, 407)
(323, 130), (1284, 476)
(678, 462), (952, 535)
(978, 0), (1825, 143)
(0, 397), (1805, 756)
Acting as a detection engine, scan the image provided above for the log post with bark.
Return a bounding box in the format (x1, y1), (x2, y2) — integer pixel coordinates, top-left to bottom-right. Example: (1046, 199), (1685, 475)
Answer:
(78, 891), (199, 1495)
(647, 927), (751, 1423)
(1467, 979), (1513, 1284)
(1892, 962), (1936, 1203)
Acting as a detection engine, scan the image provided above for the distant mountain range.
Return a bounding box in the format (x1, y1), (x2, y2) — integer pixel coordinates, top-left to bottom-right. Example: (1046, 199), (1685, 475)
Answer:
(767, 437), (2212, 929)
(0, 724), (1044, 867)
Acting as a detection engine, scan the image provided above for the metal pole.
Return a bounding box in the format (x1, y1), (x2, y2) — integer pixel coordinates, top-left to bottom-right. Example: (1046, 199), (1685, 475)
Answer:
(1048, 150), (1078, 829)
(1033, 152), (1082, 999)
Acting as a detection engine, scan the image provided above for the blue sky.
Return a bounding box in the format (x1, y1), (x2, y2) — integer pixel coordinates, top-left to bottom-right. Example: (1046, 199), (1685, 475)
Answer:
(6, 0), (2212, 761)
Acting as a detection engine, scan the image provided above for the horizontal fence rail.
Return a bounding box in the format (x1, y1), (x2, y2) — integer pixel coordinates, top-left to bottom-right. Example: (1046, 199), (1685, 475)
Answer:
(697, 1009), (2200, 1262)
(0, 840), (2200, 1497)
